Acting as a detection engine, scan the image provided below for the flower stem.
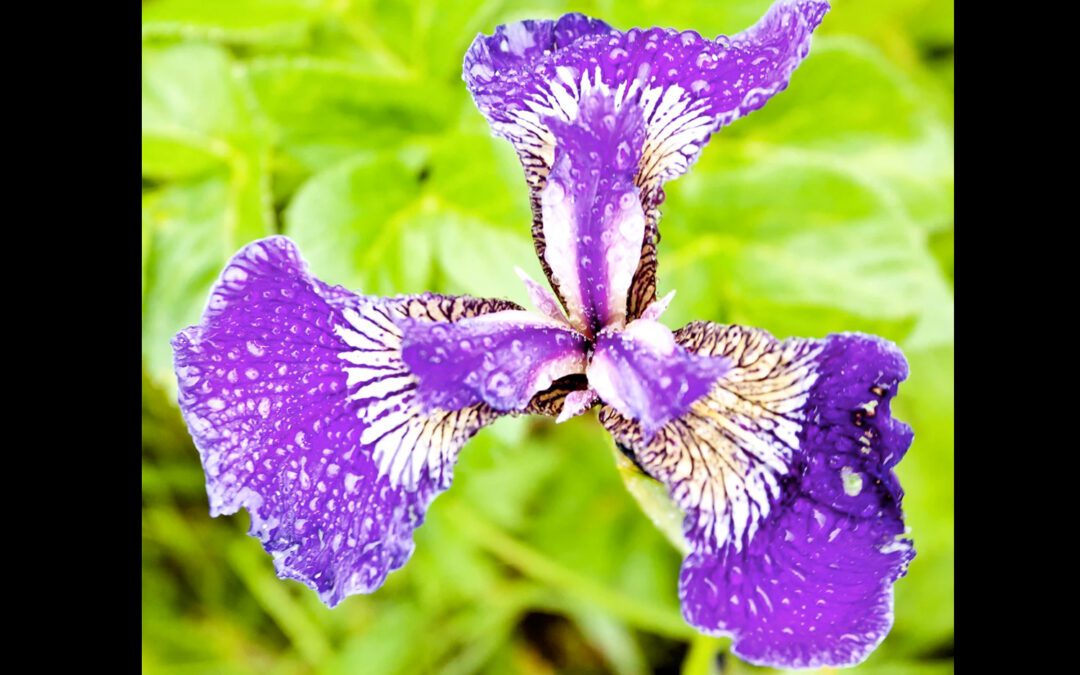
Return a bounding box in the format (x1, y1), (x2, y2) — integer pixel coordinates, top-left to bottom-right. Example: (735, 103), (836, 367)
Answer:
(445, 500), (697, 640)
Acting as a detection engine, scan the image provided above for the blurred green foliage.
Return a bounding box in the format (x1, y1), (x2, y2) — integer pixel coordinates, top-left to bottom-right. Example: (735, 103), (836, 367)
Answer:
(142, 0), (953, 673)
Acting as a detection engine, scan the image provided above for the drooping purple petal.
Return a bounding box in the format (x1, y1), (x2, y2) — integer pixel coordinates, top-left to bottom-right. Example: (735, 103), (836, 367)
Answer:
(599, 322), (913, 668)
(398, 310), (588, 412)
(172, 237), (522, 606)
(464, 0), (830, 319)
(588, 318), (729, 441)
(540, 90), (647, 335)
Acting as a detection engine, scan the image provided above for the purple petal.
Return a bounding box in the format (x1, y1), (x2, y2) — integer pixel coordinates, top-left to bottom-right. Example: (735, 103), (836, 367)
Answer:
(540, 90), (647, 335)
(398, 311), (588, 412)
(464, 0), (829, 320)
(600, 322), (912, 668)
(588, 318), (729, 441)
(172, 237), (521, 606)
(638, 289), (676, 322)
(515, 266), (571, 325)
(556, 388), (599, 423)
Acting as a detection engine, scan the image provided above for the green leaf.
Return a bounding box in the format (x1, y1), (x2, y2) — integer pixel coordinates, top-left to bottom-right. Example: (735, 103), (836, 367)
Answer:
(242, 57), (453, 172)
(283, 152), (425, 294)
(142, 43), (264, 153)
(431, 213), (536, 304)
(613, 445), (688, 556)
(423, 130), (532, 230)
(142, 0), (322, 48)
(723, 36), (953, 234)
(663, 156), (949, 345)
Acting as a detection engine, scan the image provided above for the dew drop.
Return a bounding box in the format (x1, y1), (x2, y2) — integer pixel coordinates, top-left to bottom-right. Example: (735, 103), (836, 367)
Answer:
(615, 141), (633, 169)
(695, 52), (715, 69)
(485, 371), (515, 400)
(841, 466), (864, 496)
(680, 30), (699, 46)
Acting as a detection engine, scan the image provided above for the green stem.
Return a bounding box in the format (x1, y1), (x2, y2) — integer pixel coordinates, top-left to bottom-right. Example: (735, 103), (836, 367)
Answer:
(445, 501), (697, 640)
(681, 634), (728, 675)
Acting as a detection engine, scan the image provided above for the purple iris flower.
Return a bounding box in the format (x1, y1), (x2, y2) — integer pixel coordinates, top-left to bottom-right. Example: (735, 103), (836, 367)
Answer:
(172, 0), (914, 669)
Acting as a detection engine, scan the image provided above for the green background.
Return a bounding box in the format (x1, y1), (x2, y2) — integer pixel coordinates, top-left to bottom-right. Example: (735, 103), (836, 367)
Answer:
(142, 0), (953, 673)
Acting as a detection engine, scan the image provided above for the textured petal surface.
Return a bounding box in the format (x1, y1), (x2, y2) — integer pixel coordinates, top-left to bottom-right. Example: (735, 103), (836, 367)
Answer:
(589, 318), (729, 442)
(600, 322), (912, 668)
(172, 237), (519, 606)
(399, 310), (588, 412)
(464, 0), (829, 318)
(540, 90), (647, 334)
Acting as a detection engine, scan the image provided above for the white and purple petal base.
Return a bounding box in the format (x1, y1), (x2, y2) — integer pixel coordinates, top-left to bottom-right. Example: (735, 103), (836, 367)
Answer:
(602, 323), (913, 668)
(172, 237), (581, 606)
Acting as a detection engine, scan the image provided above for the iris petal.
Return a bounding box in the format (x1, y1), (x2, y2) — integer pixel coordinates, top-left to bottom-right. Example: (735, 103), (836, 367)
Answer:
(540, 89), (647, 334)
(600, 321), (912, 668)
(464, 0), (830, 319)
(172, 237), (525, 605)
(399, 310), (589, 412)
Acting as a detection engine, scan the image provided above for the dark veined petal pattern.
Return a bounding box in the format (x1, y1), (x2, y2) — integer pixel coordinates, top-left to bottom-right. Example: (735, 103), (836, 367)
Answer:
(600, 322), (913, 667)
(172, 237), (579, 606)
(464, 0), (830, 319)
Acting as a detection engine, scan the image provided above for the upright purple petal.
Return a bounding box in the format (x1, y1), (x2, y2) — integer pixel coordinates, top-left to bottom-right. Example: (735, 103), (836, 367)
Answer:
(172, 237), (522, 606)
(515, 266), (571, 325)
(600, 322), (913, 668)
(399, 310), (588, 412)
(464, 14), (618, 320)
(464, 0), (830, 319)
(540, 90), (647, 335)
(588, 318), (729, 441)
